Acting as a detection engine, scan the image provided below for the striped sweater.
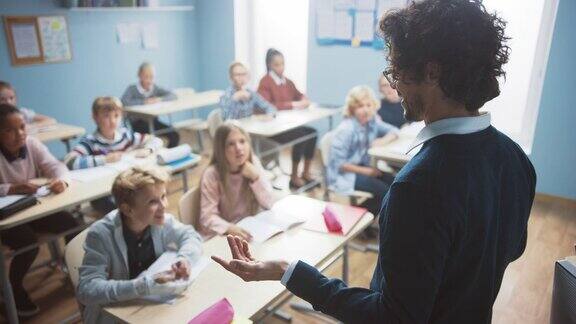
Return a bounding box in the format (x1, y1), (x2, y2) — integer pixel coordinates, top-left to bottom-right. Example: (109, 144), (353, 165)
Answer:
(64, 127), (162, 170)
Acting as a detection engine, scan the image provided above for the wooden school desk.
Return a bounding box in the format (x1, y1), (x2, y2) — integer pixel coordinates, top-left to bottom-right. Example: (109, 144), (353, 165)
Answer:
(30, 123), (86, 153)
(104, 195), (374, 324)
(0, 155), (200, 324)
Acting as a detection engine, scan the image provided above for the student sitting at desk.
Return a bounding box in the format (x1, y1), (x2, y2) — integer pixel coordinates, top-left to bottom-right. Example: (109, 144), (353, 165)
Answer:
(327, 86), (398, 215)
(0, 81), (56, 131)
(257, 48), (318, 190)
(219, 61), (277, 120)
(378, 75), (407, 128)
(199, 122), (274, 241)
(121, 62), (179, 148)
(0, 103), (79, 317)
(64, 97), (162, 214)
(78, 166), (203, 324)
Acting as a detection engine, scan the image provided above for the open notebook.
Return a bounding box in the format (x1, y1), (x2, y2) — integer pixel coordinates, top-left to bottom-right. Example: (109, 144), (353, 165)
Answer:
(236, 209), (306, 243)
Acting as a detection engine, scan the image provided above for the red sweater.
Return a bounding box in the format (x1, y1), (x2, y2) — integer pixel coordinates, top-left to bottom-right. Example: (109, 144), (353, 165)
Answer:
(257, 74), (304, 110)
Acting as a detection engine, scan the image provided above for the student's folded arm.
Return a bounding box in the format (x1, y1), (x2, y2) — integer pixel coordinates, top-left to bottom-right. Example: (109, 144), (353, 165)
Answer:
(64, 150), (106, 170)
(121, 86), (144, 107)
(219, 93), (236, 119)
(285, 181), (453, 323)
(199, 171), (232, 235)
(376, 118), (400, 137)
(248, 161), (275, 209)
(253, 92), (277, 116)
(155, 86), (177, 101)
(165, 215), (204, 264)
(77, 230), (146, 306)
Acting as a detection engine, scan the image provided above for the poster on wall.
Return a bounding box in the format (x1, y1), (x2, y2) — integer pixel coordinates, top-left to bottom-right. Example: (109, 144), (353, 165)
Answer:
(3, 15), (72, 66)
(315, 0), (409, 49)
(38, 16), (72, 62)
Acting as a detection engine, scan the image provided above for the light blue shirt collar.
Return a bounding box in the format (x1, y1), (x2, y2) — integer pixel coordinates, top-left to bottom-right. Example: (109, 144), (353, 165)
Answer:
(407, 112), (491, 154)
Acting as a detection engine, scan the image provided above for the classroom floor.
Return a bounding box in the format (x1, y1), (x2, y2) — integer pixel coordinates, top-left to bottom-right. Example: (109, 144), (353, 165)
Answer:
(1, 145), (574, 324)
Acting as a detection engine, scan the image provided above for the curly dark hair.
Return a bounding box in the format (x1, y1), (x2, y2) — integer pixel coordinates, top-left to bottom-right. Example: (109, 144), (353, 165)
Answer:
(380, 0), (510, 112)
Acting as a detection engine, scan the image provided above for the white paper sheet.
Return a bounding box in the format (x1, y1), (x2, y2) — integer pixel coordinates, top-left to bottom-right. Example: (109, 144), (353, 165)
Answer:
(0, 195), (26, 209)
(138, 252), (210, 304)
(116, 22), (140, 44)
(141, 23), (159, 49)
(35, 186), (51, 197)
(69, 167), (117, 183)
(11, 24), (41, 58)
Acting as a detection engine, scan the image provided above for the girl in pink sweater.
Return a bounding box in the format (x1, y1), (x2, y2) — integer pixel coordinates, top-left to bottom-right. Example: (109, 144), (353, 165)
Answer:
(0, 104), (79, 317)
(199, 122), (274, 241)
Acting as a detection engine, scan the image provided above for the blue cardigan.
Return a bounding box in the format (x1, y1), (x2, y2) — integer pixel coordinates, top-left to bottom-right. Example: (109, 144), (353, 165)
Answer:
(286, 126), (536, 323)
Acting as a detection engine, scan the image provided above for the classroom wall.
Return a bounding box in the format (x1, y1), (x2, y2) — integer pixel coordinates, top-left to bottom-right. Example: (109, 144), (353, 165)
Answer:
(195, 0), (235, 92)
(0, 0), (199, 157)
(306, 0), (576, 200)
(529, 0), (576, 200)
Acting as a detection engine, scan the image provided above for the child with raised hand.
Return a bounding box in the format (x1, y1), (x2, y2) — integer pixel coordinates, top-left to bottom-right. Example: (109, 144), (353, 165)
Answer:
(78, 166), (203, 324)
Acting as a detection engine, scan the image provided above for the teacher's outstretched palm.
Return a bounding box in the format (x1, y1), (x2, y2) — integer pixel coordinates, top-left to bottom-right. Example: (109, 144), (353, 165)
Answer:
(211, 235), (288, 282)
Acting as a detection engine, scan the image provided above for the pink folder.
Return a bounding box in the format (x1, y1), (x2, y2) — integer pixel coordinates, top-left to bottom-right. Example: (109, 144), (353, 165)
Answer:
(188, 298), (234, 324)
(303, 203), (367, 235)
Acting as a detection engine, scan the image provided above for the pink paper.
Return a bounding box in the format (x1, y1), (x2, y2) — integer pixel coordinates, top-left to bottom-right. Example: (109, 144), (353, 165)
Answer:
(188, 298), (234, 324)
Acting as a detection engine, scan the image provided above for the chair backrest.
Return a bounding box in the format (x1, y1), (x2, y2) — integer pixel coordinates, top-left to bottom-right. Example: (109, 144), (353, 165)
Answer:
(64, 229), (89, 290)
(550, 260), (576, 324)
(207, 109), (223, 138)
(319, 130), (337, 168)
(173, 87), (196, 98)
(179, 186), (202, 230)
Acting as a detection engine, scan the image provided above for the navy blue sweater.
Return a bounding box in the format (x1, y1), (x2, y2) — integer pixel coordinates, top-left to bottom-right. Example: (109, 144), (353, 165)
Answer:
(287, 126), (536, 323)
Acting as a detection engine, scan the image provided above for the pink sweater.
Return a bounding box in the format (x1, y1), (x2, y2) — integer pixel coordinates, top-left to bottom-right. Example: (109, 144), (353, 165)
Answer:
(199, 161), (274, 237)
(0, 136), (69, 196)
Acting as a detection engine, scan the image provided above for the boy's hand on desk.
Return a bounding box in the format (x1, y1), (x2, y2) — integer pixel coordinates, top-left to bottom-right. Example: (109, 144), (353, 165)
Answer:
(145, 97), (162, 104)
(48, 179), (67, 194)
(212, 235), (289, 282)
(8, 183), (40, 195)
(291, 100), (309, 110)
(172, 259), (191, 280)
(225, 224), (253, 242)
(241, 162), (260, 182)
(105, 152), (122, 163)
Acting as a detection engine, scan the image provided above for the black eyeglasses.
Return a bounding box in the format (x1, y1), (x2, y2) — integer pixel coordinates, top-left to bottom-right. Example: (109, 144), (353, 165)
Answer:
(382, 68), (399, 88)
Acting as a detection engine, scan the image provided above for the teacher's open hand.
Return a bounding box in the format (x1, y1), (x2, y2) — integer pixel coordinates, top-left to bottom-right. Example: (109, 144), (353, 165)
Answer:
(211, 235), (289, 282)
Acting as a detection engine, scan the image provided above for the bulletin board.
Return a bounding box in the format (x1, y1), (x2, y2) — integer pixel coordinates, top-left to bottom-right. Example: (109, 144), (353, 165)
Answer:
(3, 15), (72, 66)
(315, 0), (408, 49)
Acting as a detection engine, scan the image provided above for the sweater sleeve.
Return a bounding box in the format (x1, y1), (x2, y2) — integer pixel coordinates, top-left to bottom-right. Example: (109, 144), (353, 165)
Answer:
(121, 85), (144, 106)
(64, 140), (107, 170)
(199, 168), (232, 235)
(248, 158), (275, 209)
(29, 137), (69, 181)
(154, 85), (177, 102)
(77, 229), (147, 306)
